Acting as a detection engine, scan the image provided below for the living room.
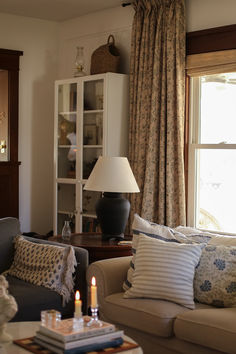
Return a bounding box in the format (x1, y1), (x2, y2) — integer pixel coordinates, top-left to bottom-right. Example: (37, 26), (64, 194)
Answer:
(0, 0), (235, 235)
(0, 1), (236, 353)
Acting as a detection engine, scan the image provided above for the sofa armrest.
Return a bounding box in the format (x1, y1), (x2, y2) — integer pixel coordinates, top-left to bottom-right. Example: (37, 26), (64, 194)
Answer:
(87, 256), (131, 301)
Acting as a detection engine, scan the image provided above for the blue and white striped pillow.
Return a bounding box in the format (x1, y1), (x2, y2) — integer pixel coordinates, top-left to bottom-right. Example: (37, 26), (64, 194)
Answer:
(123, 214), (190, 291)
(124, 233), (203, 309)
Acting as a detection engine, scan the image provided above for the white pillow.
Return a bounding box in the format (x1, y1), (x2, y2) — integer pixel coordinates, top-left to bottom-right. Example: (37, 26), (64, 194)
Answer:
(194, 244), (236, 307)
(124, 233), (203, 309)
(123, 214), (189, 291)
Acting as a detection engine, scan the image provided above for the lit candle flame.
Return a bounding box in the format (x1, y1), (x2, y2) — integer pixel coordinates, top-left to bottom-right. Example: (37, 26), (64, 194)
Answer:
(75, 290), (80, 301)
(91, 276), (96, 286)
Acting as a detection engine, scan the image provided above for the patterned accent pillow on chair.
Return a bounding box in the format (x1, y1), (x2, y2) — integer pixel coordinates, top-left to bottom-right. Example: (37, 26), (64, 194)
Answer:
(123, 214), (189, 291)
(4, 235), (77, 305)
(194, 244), (236, 307)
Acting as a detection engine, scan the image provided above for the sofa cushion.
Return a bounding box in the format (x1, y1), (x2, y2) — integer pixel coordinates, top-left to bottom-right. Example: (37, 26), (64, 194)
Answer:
(5, 235), (77, 305)
(123, 214), (189, 291)
(103, 292), (211, 338)
(209, 235), (236, 246)
(194, 244), (236, 307)
(124, 234), (203, 309)
(7, 275), (74, 321)
(175, 225), (215, 244)
(174, 307), (236, 354)
(176, 225), (236, 246)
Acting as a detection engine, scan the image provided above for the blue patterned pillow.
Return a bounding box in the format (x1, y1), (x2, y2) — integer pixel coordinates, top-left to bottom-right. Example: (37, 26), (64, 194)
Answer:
(194, 245), (236, 307)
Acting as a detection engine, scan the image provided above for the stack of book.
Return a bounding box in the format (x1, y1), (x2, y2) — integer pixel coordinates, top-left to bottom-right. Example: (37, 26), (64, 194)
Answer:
(34, 317), (124, 354)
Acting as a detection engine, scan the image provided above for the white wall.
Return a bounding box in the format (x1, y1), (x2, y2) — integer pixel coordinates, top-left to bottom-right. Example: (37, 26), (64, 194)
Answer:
(58, 6), (134, 79)
(186, 0), (236, 32)
(0, 13), (59, 234)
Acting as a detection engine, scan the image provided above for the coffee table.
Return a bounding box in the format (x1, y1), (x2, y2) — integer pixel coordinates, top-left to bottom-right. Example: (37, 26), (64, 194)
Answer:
(0, 322), (142, 354)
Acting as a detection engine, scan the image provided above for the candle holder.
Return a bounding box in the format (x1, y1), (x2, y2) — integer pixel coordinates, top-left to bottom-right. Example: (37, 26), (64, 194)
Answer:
(73, 313), (84, 330)
(86, 306), (102, 327)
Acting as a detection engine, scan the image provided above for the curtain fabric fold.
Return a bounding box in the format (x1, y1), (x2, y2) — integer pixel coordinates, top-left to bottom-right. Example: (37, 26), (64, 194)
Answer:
(129, 0), (186, 227)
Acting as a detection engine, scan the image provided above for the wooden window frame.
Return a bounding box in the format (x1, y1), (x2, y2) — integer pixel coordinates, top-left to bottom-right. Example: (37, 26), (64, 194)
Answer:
(185, 24), (236, 224)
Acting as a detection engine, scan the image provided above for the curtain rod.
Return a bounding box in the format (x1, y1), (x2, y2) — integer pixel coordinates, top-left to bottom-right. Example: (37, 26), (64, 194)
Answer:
(122, 2), (132, 7)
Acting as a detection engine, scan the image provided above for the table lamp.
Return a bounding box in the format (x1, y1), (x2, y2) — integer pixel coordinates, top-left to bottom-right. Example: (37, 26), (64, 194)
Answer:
(83, 156), (140, 240)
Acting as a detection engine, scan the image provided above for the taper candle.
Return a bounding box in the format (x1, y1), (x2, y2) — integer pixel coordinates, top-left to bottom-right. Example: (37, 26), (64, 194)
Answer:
(91, 276), (98, 308)
(74, 290), (82, 317)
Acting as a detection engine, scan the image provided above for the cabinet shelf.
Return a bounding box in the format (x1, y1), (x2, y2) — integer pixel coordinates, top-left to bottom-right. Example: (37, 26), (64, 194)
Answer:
(56, 178), (76, 184)
(59, 111), (77, 115)
(58, 210), (75, 215)
(58, 145), (77, 148)
(82, 212), (97, 218)
(83, 145), (102, 149)
(84, 110), (103, 114)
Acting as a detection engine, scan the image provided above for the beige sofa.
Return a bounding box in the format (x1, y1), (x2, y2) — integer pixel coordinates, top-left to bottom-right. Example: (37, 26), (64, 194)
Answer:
(87, 256), (236, 354)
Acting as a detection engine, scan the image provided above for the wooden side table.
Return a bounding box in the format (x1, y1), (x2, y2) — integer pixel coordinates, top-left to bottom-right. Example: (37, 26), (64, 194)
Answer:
(48, 233), (133, 263)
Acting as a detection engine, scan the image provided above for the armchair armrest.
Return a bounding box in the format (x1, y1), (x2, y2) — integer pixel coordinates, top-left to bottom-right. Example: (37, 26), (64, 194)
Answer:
(86, 256), (131, 301)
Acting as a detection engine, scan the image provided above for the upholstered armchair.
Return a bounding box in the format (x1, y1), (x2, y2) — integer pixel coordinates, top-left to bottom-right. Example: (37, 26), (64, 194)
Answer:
(0, 217), (88, 321)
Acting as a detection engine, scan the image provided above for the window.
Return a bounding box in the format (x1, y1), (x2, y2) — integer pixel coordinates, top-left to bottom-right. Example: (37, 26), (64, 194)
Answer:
(188, 72), (236, 234)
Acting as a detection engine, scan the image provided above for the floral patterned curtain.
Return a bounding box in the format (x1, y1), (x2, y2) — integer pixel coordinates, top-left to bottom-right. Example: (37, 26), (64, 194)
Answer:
(129, 0), (186, 227)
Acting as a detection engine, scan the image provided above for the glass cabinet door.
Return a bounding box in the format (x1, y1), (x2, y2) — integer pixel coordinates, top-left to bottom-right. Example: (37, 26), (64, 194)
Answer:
(57, 83), (77, 179)
(57, 183), (76, 233)
(81, 79), (104, 231)
(0, 70), (8, 161)
(83, 79), (103, 180)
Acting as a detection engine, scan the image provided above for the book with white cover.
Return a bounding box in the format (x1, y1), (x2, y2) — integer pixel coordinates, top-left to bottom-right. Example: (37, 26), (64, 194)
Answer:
(36, 329), (124, 350)
(39, 317), (115, 342)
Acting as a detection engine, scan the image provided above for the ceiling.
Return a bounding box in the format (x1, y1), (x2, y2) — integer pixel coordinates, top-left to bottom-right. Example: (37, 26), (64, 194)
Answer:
(0, 0), (126, 22)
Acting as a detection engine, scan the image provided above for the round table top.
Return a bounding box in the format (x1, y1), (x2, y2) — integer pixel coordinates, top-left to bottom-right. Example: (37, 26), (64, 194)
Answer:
(0, 321), (142, 354)
(49, 233), (133, 251)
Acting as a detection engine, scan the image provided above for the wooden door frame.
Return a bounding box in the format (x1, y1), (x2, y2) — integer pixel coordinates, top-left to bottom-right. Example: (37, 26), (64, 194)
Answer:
(0, 48), (23, 217)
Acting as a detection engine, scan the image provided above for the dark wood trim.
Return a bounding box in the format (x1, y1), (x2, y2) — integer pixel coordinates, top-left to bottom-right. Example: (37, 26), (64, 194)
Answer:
(0, 161), (21, 166)
(0, 49), (23, 71)
(0, 48), (23, 56)
(0, 48), (23, 218)
(8, 70), (19, 161)
(186, 24), (236, 55)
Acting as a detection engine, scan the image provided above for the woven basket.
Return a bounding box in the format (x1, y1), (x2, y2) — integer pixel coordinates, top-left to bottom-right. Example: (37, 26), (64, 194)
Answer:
(90, 35), (120, 75)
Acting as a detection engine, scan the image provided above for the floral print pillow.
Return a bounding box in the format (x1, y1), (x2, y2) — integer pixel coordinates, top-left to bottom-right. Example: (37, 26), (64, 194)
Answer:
(194, 245), (236, 307)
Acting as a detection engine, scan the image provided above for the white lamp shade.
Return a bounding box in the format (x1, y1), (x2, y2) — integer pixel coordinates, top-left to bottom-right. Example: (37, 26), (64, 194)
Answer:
(84, 156), (140, 193)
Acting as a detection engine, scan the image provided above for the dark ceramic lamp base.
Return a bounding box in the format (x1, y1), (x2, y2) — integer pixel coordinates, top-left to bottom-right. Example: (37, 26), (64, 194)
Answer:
(96, 192), (130, 241)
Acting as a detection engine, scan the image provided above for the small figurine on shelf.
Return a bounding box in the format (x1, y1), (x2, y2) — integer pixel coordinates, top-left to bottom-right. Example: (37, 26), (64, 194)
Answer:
(0, 275), (18, 343)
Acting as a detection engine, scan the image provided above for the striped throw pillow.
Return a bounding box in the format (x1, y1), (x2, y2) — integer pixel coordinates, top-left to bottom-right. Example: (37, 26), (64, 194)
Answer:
(124, 233), (203, 309)
(123, 214), (189, 291)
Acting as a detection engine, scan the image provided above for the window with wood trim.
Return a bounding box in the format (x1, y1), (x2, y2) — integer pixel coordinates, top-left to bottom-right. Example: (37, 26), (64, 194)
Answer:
(186, 25), (236, 234)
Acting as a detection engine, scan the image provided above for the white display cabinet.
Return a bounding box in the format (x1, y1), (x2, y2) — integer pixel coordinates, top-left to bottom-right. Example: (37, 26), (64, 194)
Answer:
(53, 73), (129, 235)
